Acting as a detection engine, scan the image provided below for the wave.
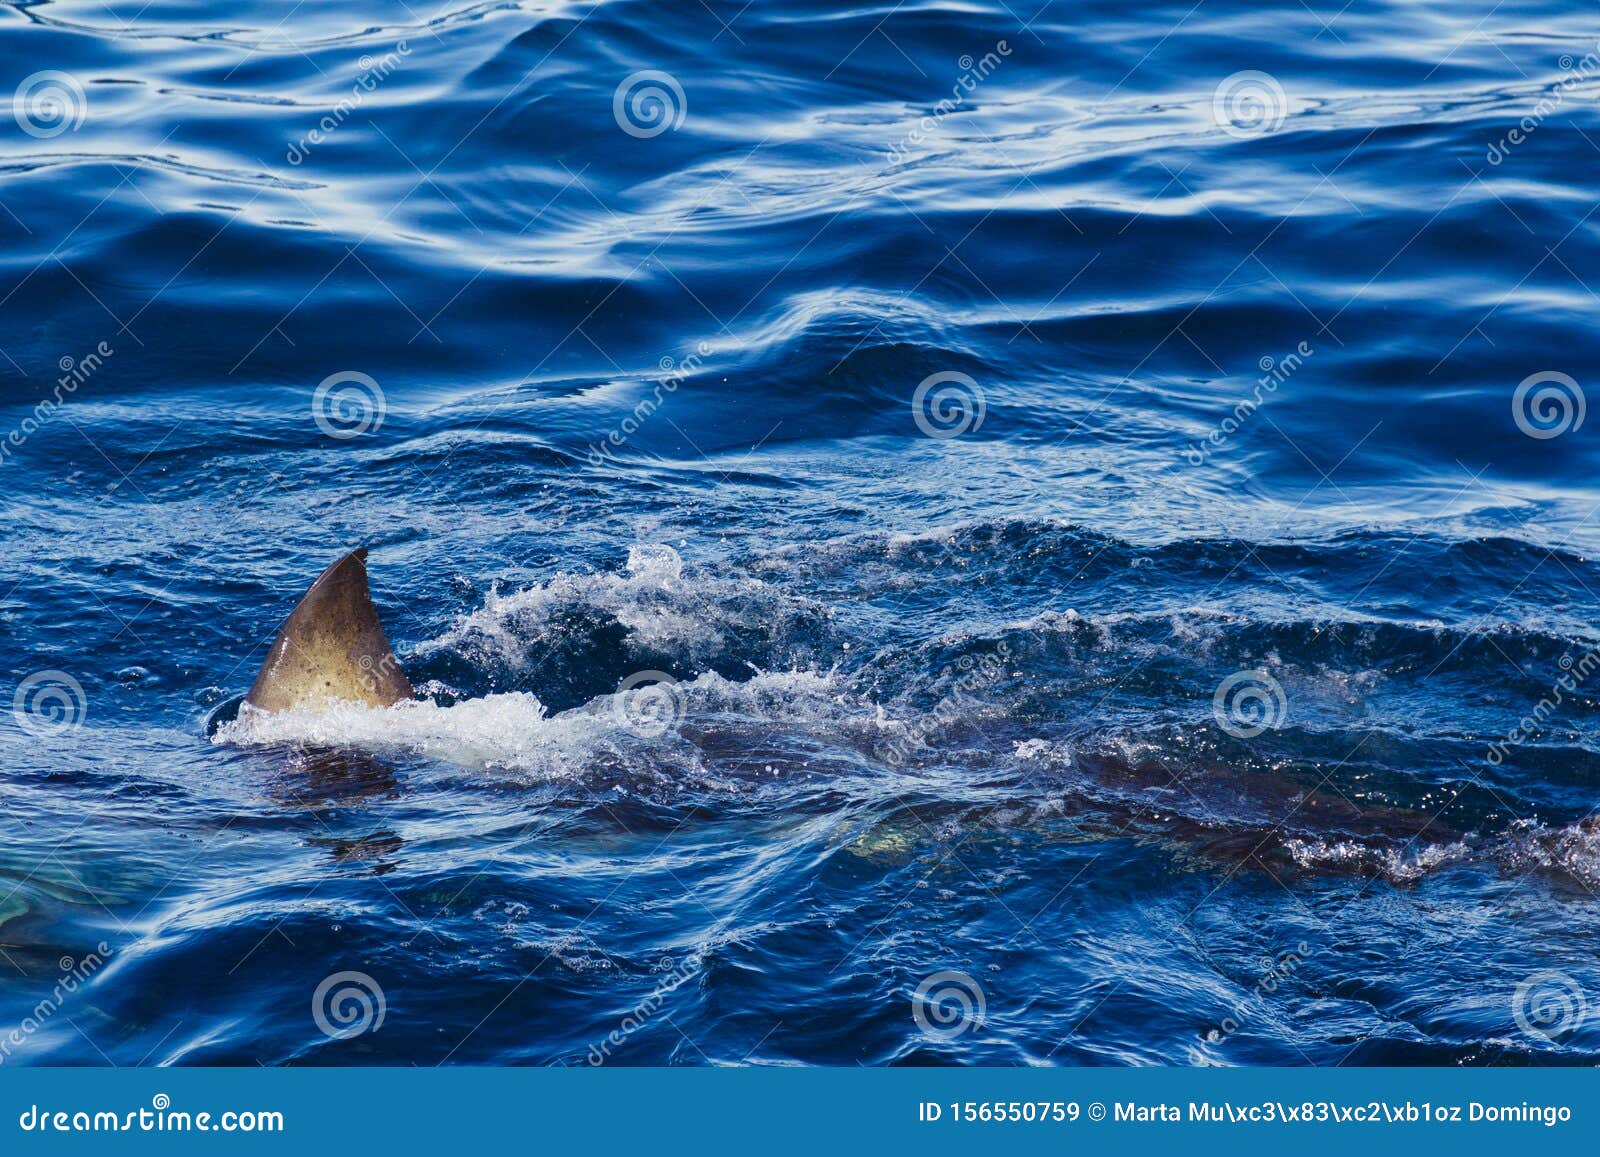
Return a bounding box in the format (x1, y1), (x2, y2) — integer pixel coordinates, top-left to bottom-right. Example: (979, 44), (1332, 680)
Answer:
(411, 545), (836, 706)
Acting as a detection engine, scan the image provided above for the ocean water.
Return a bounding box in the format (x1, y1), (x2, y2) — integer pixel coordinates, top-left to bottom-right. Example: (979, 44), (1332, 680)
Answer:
(3, 0), (1600, 1067)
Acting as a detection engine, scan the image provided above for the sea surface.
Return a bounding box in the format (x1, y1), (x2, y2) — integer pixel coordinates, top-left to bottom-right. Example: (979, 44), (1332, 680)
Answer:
(2, 0), (1600, 1066)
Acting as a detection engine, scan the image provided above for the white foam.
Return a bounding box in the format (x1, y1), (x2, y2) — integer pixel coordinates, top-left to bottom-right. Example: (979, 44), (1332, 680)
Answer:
(213, 692), (573, 773)
(213, 668), (855, 778)
(1283, 820), (1600, 886)
(1282, 836), (1473, 883)
(1498, 819), (1600, 889)
(419, 544), (821, 670)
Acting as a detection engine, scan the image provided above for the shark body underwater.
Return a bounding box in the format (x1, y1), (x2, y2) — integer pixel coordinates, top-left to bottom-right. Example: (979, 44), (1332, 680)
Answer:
(242, 549), (413, 715)
(226, 551), (1509, 880)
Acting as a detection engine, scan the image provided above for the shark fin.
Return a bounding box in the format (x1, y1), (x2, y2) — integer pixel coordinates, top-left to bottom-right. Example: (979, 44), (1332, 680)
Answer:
(243, 549), (413, 713)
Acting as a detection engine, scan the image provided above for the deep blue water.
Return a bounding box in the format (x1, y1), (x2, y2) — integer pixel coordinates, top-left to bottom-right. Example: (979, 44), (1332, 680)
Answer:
(3, 0), (1600, 1066)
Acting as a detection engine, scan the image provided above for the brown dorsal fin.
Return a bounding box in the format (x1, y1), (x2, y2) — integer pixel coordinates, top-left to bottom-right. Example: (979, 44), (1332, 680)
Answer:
(244, 549), (413, 713)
